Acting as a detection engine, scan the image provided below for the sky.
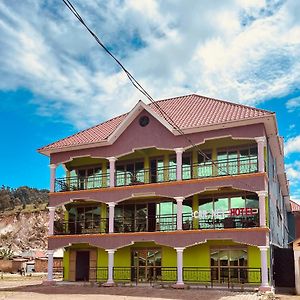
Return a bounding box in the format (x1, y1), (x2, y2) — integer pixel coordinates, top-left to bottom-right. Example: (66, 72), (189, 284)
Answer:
(0, 0), (299, 201)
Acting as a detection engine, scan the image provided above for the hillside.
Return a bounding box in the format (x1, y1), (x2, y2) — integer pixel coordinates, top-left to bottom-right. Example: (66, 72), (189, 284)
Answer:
(0, 186), (50, 254)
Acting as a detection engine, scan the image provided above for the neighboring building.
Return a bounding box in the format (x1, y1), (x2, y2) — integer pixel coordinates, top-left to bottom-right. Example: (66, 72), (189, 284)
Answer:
(38, 94), (290, 290)
(288, 200), (300, 243)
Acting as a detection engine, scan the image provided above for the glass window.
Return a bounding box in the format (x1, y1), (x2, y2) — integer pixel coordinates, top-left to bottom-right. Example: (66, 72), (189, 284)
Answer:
(182, 155), (192, 180)
(230, 197), (245, 209)
(198, 152), (212, 177)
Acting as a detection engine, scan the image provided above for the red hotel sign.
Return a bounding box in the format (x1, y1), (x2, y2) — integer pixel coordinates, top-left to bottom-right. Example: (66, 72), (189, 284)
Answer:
(230, 208), (258, 216)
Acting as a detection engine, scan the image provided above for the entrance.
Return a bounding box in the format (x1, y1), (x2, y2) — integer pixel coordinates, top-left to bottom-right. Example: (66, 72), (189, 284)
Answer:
(75, 251), (90, 281)
(131, 248), (161, 283)
(211, 248), (248, 284)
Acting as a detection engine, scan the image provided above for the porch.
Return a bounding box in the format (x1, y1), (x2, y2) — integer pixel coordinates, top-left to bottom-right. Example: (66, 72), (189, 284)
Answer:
(50, 137), (266, 193)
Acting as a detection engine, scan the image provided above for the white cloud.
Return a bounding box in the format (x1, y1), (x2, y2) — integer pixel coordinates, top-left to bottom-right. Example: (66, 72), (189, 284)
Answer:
(286, 160), (300, 201)
(0, 0), (300, 129)
(286, 96), (300, 112)
(285, 135), (300, 155)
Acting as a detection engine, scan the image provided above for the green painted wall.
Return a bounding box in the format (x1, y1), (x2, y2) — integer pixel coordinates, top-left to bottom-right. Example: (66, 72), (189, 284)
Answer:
(96, 248), (108, 281)
(184, 243), (210, 267)
(161, 246), (176, 267)
(63, 248), (70, 281)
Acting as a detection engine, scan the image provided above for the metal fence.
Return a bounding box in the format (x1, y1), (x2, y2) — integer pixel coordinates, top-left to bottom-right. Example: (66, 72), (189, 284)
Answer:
(87, 266), (261, 287)
(54, 218), (108, 235)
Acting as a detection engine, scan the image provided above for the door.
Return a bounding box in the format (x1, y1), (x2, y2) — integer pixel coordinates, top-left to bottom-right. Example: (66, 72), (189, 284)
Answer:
(75, 251), (90, 281)
(131, 248), (161, 283)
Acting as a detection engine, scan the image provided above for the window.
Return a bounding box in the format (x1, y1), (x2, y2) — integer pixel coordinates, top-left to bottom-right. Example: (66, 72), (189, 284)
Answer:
(198, 194), (259, 229)
(71, 166), (107, 190)
(182, 153), (192, 180)
(116, 161), (144, 186)
(198, 152), (213, 177)
(217, 146), (257, 176)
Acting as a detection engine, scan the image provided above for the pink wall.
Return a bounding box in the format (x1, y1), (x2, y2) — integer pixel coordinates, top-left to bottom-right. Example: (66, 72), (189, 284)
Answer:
(49, 173), (266, 207)
(50, 110), (265, 165)
(48, 227), (269, 250)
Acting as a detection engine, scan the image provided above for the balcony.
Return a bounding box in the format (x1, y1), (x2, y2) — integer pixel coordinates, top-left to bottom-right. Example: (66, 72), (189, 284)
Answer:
(54, 156), (258, 192)
(53, 213), (259, 236)
(54, 218), (108, 235)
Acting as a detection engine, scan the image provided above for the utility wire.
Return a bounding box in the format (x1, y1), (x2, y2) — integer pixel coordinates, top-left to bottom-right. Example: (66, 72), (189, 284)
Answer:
(62, 0), (259, 186)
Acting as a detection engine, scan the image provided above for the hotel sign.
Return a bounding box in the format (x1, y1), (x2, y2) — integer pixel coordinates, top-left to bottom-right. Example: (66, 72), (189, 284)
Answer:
(193, 208), (258, 219)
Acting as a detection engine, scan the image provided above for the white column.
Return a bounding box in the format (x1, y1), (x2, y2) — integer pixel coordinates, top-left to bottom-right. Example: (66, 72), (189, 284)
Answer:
(258, 246), (270, 290)
(47, 250), (54, 281)
(175, 247), (185, 286)
(257, 191), (267, 227)
(108, 203), (115, 233)
(255, 137), (266, 173)
(106, 249), (116, 285)
(108, 157), (117, 187)
(174, 148), (184, 181)
(294, 251), (300, 295)
(48, 207), (55, 235)
(174, 197), (184, 230)
(49, 164), (57, 192)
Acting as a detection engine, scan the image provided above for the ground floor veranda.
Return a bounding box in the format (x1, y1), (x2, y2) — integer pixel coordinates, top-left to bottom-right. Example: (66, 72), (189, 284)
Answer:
(47, 239), (271, 290)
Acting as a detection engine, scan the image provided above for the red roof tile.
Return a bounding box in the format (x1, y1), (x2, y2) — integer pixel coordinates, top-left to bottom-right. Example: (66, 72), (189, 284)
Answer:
(38, 94), (272, 153)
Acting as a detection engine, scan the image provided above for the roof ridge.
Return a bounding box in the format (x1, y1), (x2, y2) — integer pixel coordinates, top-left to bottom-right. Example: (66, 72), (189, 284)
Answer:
(149, 93), (195, 105)
(192, 94), (274, 114)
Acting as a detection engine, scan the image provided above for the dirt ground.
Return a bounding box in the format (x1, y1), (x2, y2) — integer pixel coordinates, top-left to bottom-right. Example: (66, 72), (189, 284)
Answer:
(0, 278), (299, 300)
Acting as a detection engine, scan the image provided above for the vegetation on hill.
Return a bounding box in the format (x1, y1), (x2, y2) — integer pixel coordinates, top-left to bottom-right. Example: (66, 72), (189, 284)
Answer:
(0, 186), (49, 213)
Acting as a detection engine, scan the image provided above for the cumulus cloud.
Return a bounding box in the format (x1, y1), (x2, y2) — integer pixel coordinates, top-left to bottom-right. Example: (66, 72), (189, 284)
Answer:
(0, 0), (300, 129)
(285, 135), (300, 155)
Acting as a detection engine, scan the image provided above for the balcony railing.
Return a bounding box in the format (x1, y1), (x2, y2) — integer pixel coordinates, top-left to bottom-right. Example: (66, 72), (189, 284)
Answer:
(115, 165), (177, 187)
(182, 156), (258, 180)
(54, 157), (258, 192)
(53, 212), (259, 235)
(88, 266), (261, 287)
(182, 213), (259, 230)
(54, 218), (108, 235)
(55, 173), (109, 192)
(114, 214), (177, 233)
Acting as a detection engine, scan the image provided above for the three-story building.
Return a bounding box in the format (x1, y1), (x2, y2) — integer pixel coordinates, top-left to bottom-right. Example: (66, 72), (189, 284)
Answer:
(38, 94), (290, 290)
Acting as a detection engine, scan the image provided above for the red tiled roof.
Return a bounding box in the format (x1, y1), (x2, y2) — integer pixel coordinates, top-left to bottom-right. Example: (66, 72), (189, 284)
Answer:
(38, 94), (272, 153)
(290, 200), (300, 212)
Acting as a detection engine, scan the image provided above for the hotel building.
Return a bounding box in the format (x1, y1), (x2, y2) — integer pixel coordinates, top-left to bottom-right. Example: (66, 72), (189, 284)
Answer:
(38, 94), (290, 290)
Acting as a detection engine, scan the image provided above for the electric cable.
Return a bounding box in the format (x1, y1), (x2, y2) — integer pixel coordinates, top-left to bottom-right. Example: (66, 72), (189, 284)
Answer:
(61, 0), (264, 190)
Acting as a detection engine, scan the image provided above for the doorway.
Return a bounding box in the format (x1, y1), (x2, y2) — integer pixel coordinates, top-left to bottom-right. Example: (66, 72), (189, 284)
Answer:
(131, 248), (161, 283)
(75, 251), (90, 281)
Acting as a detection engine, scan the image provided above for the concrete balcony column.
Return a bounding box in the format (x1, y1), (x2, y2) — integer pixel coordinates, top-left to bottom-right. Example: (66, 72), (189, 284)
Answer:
(174, 197), (185, 230)
(174, 148), (184, 181)
(108, 202), (115, 233)
(108, 157), (117, 187)
(48, 207), (55, 236)
(257, 191), (268, 227)
(174, 247), (185, 288)
(258, 246), (271, 291)
(105, 249), (116, 286)
(255, 137), (266, 173)
(47, 250), (54, 281)
(49, 164), (57, 192)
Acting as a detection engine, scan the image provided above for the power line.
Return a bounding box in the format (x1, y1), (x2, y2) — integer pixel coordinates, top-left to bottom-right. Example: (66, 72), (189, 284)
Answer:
(61, 0), (259, 189)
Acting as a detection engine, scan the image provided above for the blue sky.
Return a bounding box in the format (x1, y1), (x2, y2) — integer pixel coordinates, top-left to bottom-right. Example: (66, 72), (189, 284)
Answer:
(0, 0), (299, 201)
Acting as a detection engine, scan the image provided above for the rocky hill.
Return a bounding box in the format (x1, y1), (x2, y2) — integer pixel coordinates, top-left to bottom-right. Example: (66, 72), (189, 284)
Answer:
(0, 186), (50, 254)
(0, 208), (49, 254)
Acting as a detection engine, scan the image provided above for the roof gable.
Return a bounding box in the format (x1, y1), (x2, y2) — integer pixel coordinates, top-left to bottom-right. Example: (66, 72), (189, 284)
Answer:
(107, 100), (175, 145)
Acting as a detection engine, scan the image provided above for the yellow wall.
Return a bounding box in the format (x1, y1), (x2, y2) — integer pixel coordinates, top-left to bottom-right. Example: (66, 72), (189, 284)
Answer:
(63, 248), (70, 281)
